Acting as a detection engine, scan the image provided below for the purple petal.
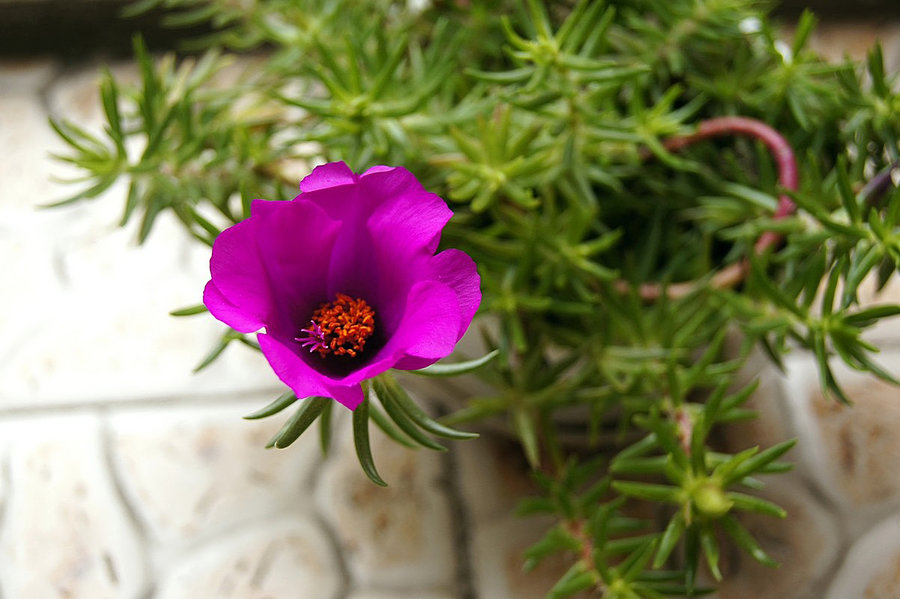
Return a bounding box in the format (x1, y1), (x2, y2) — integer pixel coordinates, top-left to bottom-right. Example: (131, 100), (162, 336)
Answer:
(361, 165), (395, 177)
(355, 280), (462, 381)
(202, 280), (264, 333)
(258, 333), (331, 396)
(259, 333), (365, 410)
(363, 166), (453, 256)
(392, 355), (440, 371)
(322, 383), (365, 411)
(359, 168), (455, 329)
(427, 249), (481, 339)
(293, 164), (454, 311)
(294, 172), (377, 298)
(208, 199), (341, 339)
(391, 252), (481, 371)
(206, 216), (271, 329)
(252, 200), (341, 333)
(323, 226), (379, 302)
(393, 281), (461, 359)
(296, 180), (365, 224)
(299, 161), (356, 193)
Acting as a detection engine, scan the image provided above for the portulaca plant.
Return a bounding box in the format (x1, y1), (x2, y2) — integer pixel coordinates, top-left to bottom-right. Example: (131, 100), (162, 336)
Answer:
(52, 0), (900, 596)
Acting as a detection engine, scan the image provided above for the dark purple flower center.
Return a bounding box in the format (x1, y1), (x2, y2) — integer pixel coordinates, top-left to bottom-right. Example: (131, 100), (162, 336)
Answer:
(296, 293), (376, 359)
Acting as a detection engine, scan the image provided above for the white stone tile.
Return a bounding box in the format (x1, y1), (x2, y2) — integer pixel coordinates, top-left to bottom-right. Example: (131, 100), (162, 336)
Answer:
(314, 425), (456, 588)
(108, 398), (323, 546)
(455, 434), (537, 525)
(710, 478), (841, 599)
(470, 514), (574, 599)
(808, 21), (900, 72)
(0, 59), (283, 406)
(348, 590), (454, 599)
(715, 358), (794, 456)
(155, 517), (342, 599)
(854, 272), (900, 350)
(0, 58), (57, 95)
(46, 61), (139, 139)
(0, 441), (7, 542)
(0, 413), (146, 598)
(825, 510), (900, 599)
(0, 90), (64, 219)
(0, 213), (64, 366)
(0, 198), (278, 405)
(886, 25), (900, 74)
(782, 349), (900, 529)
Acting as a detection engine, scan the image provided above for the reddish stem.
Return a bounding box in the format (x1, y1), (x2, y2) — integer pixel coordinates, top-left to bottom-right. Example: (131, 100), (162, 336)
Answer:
(567, 519), (599, 578)
(667, 116), (798, 252)
(618, 116), (799, 301)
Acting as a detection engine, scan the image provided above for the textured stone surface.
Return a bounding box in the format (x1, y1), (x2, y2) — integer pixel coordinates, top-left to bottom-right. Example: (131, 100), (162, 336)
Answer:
(455, 434), (537, 524)
(0, 443), (8, 556)
(0, 56), (277, 407)
(108, 399), (321, 545)
(856, 272), (900, 348)
(155, 518), (342, 599)
(0, 58), (57, 94)
(315, 426), (457, 588)
(470, 514), (582, 599)
(0, 219), (63, 381)
(0, 82), (64, 218)
(0, 414), (146, 598)
(785, 351), (900, 524)
(809, 21), (900, 71)
(348, 590), (455, 599)
(710, 478), (841, 599)
(825, 511), (900, 599)
(0, 203), (278, 405)
(46, 61), (138, 136)
(715, 349), (794, 456)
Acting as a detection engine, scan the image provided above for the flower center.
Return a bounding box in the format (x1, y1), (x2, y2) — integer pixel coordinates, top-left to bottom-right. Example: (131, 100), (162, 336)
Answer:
(296, 293), (376, 359)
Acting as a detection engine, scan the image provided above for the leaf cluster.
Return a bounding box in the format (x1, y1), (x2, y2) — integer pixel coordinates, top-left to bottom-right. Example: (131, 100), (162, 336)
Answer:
(244, 369), (484, 486)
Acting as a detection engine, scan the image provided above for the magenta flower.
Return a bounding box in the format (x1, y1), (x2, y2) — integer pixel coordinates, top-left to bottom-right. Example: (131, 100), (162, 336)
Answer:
(202, 162), (481, 410)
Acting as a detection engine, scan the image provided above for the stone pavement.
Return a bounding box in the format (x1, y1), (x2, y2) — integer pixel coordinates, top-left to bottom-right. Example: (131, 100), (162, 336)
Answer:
(2, 22), (900, 599)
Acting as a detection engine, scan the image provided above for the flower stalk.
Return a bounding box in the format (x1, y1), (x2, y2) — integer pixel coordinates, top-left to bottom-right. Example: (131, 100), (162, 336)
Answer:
(621, 116), (801, 302)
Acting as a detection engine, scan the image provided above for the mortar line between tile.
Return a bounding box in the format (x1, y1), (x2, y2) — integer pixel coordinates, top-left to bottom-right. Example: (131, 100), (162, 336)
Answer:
(304, 429), (353, 599)
(98, 410), (157, 598)
(0, 453), (9, 599)
(37, 58), (62, 117)
(0, 385), (286, 418)
(309, 510), (353, 599)
(442, 443), (476, 599)
(0, 453), (7, 532)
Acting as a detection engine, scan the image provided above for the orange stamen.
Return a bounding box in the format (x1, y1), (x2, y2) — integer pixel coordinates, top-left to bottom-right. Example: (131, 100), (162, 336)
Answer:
(302, 294), (375, 358)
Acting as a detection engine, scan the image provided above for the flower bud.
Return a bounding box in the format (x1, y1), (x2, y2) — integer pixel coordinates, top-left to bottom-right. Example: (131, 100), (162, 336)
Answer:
(693, 482), (733, 518)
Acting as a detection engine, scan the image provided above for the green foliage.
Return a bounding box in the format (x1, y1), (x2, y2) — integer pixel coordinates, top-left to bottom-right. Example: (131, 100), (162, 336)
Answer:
(52, 0), (900, 596)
